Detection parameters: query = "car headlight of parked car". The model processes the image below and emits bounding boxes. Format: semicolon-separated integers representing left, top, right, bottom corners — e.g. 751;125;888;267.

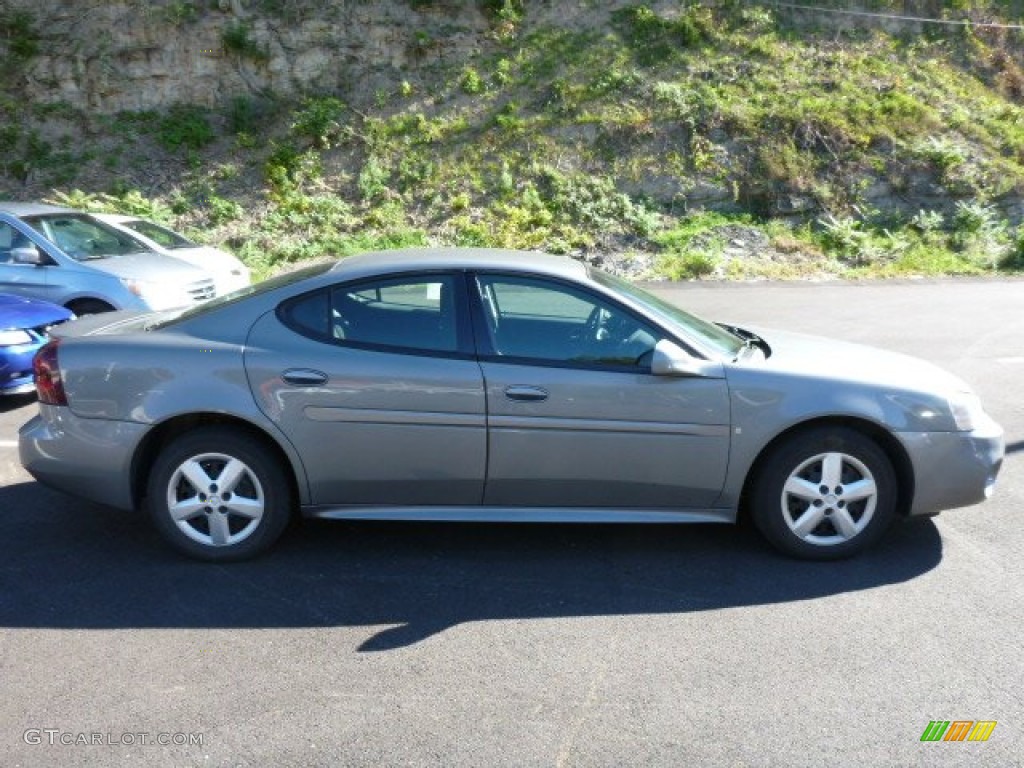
0;329;34;346
120;277;185;310
948;391;987;432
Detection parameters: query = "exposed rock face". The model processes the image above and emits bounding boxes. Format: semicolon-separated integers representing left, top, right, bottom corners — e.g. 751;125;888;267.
8;0;678;114
9;0;500;113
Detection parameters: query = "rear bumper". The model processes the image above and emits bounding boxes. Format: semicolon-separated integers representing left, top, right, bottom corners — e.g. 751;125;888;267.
19;406;148;511
897;415;1004;516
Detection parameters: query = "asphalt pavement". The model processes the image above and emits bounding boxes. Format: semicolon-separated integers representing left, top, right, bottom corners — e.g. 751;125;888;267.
0;277;1020;767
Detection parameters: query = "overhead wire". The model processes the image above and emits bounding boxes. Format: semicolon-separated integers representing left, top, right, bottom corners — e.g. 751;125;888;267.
762;1;1024;30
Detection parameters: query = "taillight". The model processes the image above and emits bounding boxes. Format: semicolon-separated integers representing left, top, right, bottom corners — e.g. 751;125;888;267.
34;339;67;406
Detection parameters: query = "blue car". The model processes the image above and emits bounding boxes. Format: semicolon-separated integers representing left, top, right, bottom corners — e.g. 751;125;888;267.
0;293;74;395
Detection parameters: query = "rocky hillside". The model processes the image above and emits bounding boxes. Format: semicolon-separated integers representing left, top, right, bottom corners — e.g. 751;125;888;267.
2;0;1024;279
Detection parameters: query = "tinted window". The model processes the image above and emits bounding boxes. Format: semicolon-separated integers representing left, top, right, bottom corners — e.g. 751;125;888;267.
477;276;659;368
282;274;459;354
280;289;330;337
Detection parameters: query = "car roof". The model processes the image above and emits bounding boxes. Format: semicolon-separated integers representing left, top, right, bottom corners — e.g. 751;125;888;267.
328;248;590;281
0;201;77;216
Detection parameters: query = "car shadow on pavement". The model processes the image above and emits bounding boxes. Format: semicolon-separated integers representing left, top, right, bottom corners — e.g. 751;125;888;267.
0;482;943;651
0;393;35;414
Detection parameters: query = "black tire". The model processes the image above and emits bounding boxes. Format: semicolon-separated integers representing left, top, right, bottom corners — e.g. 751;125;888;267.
146;427;292;562
749;427;897;560
66;299;114;316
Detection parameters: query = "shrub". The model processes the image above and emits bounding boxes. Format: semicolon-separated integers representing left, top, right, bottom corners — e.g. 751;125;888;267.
659;250;718;279
611;5;710;66
290;96;347;149
358;156;391;201
157;105;215;151
460;66;485;95
221;22;268;62
1;11;40;59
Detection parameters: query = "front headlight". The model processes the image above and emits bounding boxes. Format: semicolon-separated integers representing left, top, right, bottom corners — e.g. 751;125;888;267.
948;391;986;432
120;278;186;310
120;277;146;298
0;329;33;346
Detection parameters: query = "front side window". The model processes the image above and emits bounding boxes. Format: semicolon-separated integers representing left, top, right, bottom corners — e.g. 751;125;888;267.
24;214;146;261
0;221;32;263
281;274;459;354
590;269;744;359
476;275;659;368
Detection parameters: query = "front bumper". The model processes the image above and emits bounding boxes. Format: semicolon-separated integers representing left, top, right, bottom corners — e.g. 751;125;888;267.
897;414;1004;516
19;406;149;511
0;343;44;394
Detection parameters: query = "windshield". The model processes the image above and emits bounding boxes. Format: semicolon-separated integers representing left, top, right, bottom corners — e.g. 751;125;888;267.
24;214;150;261
590;269;744;359
121;219;196;249
145;261;336;330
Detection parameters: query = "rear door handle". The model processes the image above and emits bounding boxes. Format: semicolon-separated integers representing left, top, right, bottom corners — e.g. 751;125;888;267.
282;368;328;386
504;385;549;402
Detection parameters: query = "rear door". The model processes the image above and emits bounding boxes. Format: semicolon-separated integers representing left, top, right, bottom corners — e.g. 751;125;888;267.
473;273;730;509
244;271;487;505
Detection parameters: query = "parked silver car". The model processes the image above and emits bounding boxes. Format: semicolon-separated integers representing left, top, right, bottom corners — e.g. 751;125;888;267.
0;202;218;314
19;248;1003;561
93;213;251;295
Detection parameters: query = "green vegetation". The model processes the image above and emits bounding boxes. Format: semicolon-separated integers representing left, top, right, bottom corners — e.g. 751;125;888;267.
0;9;40;59
5;2;1024;281
157;105;216;152
221;22;268;62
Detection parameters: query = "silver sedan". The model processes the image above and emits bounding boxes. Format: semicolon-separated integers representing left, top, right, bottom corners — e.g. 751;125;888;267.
19;248;1004;561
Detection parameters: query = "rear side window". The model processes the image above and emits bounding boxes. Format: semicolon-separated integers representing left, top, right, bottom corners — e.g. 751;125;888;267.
280;274;459;354
279;289;330;337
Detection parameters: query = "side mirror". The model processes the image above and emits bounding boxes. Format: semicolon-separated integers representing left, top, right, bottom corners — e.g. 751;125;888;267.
12;245;47;266
651;339;711;377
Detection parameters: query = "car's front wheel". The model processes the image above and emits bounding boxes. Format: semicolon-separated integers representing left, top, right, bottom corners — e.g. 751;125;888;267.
749;427;897;560
66;298;114;316
147;428;292;561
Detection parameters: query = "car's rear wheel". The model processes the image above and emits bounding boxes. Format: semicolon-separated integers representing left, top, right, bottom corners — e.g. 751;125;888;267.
147;428;291;561
750;427;897;560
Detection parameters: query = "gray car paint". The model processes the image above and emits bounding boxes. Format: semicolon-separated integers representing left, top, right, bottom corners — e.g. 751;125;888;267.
244;309;488;505
479;361;730;508
19;248;1004;527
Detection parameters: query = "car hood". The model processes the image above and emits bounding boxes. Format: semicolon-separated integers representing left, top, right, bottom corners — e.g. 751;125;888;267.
743;327;971;395
167;246;245;273
0;292;73;330
84;252;208;283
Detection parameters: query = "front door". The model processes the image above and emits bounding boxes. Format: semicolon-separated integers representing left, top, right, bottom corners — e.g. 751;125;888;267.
473;274;730;509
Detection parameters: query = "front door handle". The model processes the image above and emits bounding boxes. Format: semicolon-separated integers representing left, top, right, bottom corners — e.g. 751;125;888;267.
504;385;549;402
281;368;328;386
